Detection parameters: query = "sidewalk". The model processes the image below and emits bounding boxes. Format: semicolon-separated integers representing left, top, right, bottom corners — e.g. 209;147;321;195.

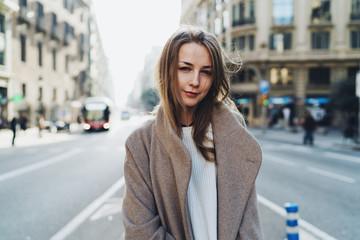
249;126;360;151
0;124;82;149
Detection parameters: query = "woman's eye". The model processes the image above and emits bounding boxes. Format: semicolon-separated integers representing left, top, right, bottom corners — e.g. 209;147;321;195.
179;67;191;71
201;70;211;76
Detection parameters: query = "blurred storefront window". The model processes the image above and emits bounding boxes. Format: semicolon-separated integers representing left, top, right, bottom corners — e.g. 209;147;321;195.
270;67;293;86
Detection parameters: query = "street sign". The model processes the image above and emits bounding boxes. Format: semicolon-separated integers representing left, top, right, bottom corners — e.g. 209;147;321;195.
356;71;360;98
259;80;269;94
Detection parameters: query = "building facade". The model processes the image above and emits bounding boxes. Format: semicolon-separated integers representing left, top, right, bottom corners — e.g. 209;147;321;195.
0;0;110;128
181;0;360;127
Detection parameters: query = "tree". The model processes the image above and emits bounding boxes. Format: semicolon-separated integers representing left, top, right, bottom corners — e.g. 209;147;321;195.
141;88;159;111
329;77;359;114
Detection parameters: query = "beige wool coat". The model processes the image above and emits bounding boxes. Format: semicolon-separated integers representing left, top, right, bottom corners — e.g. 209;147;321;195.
122;102;264;240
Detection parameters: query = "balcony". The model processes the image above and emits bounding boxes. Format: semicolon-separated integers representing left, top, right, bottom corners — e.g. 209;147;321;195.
50;26;63;41
18;7;35;25
35;17;47;33
232;17;255;27
64;33;74;46
349;12;360;27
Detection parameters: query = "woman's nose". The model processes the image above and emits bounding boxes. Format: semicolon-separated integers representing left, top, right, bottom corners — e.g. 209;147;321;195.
189;71;200;86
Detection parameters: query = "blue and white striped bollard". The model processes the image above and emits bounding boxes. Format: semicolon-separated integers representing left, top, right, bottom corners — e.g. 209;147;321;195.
284;202;299;240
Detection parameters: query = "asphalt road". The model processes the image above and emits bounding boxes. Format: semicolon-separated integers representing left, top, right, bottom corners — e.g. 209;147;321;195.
0;117;359;240
255;130;360;240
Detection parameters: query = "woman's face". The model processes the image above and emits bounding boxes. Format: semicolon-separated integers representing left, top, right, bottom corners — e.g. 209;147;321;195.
176;42;213;117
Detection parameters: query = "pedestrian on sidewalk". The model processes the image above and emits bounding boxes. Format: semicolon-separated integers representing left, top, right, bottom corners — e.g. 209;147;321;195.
10;116;17;146
37;114;45;138
301;110;317;146
122;26;264;240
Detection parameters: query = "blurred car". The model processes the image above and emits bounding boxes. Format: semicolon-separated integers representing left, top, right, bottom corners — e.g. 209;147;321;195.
121;110;130;120
53;121;70;132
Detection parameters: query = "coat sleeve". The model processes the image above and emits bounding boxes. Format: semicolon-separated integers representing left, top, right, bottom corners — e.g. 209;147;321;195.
122;145;175;240
238;185;264;239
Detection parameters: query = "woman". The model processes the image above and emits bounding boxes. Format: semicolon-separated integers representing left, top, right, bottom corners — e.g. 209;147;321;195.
122;26;263;239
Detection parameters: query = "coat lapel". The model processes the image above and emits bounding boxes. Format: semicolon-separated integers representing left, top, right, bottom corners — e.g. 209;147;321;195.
212;103;262;240
154;107;194;239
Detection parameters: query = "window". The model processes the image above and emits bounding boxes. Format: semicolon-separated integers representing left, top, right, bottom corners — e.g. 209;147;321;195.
39;87;43;101
65;55;69;73
351;0;360;20
249;35;255;51
0;14;5;65
232;68;257;83
22;84;26;97
270;67;293;85
20;0;27;7
311;31;330;49
64;22;75;45
38;42;42;66
53;89;56;101
52;48;57;70
63;0;74;13
232;1;255;26
273;0;293;25
239;36;246;50
215;18;221;36
270;33;292;51
222;10;229;33
249;0;255;20
309;67;330;85
232;35;255;51
231;37;237;51
20;35;26;62
311;0;331;23
348;67;358;81
351;30;360;49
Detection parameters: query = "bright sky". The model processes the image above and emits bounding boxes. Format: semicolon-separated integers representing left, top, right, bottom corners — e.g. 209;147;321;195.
93;0;181;108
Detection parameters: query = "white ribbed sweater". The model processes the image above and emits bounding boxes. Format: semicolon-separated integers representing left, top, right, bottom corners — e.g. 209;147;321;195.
182;126;217;240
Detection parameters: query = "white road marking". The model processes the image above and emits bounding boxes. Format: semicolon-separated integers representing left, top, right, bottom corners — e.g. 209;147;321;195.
257;194;337;240
324;152;360;164
50;177;125;240
0;148;82;183
264;154;297;166
306;167;356;184
89;197;123;221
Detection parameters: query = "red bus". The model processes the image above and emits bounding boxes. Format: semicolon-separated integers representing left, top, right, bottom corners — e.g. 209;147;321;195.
81;97;112;131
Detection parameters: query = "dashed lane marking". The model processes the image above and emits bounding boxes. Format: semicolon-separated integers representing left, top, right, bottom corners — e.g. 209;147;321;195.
0;148;82;183
306;167;356;184
324;152;360;164
264;154;297;166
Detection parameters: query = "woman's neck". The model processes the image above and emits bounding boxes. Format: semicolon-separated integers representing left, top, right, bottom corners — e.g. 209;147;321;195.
181;109;194;127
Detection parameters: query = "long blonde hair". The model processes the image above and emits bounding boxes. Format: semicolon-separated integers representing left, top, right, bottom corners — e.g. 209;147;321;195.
155;25;241;161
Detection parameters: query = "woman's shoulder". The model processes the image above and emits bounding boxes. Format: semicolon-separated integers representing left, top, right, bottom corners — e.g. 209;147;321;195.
126;117;155;147
215;102;246;128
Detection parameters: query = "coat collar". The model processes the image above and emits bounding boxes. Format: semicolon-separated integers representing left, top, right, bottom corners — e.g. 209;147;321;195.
154;103;262;240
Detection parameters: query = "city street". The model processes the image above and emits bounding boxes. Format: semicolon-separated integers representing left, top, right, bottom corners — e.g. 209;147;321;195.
0;116;359;240
253;128;360;240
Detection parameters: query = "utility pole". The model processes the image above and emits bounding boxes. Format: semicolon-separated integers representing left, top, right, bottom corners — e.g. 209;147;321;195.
356;63;360;143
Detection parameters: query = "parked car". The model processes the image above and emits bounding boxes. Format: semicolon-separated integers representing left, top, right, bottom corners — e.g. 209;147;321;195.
121;110;130;120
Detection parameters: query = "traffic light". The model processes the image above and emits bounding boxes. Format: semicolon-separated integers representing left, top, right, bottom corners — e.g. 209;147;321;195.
260;94;269;106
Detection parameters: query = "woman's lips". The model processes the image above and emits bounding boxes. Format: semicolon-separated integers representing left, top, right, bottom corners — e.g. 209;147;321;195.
184;91;199;97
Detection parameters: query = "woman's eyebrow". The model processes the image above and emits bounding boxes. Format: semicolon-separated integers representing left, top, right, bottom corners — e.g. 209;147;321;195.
179;61;212;68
